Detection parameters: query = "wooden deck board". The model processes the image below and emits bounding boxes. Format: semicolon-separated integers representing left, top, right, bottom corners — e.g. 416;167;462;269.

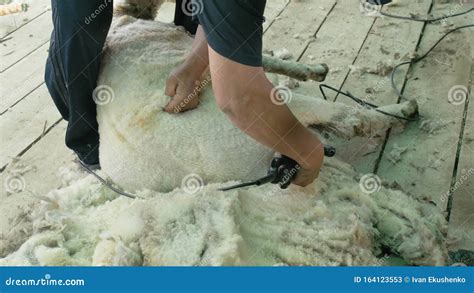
0;0;50;38
0;42;48;114
324;0;432;174
298;0;375;101
0;85;61;169
263;0;290;32
0;121;75;256
263;0;336;56
447;54;474;252
0;121;73;197
0;10;51;72
448;99;474;251
377;2;474;209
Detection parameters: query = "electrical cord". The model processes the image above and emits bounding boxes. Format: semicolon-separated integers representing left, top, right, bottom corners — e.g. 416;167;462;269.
318;6;473;121
389;24;474;101
380;7;474;23
319;84;419;121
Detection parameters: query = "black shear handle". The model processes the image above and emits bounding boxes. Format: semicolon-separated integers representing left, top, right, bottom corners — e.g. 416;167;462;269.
323;145;336;157
270;155;300;189
271;145;336;189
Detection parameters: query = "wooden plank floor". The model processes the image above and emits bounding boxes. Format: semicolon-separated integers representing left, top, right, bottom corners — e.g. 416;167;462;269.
0;0;51;38
0;0;473;258
376;1;474;256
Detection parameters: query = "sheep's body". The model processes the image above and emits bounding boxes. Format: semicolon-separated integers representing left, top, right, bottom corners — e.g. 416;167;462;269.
115;0;167;19
0;17;448;266
97;17;418;193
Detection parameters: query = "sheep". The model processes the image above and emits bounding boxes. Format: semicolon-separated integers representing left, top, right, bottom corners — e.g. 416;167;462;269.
114;0;169;19
97;16;421;194
0;16;448;267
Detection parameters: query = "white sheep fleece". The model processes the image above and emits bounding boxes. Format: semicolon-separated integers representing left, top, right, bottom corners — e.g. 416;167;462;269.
97;17;419;193
0;17;448;266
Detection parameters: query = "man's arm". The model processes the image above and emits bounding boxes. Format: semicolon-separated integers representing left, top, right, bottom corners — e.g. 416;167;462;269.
164;25;209;113
208;46;324;186
166;0;324;186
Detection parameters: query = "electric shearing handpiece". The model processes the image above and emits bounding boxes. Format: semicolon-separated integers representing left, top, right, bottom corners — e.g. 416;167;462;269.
219;145;336;191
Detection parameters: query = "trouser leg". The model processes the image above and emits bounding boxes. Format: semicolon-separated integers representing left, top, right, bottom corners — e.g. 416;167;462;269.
45;0;113;164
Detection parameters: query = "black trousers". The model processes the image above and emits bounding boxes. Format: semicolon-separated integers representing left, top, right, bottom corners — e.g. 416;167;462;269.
45;0;197;164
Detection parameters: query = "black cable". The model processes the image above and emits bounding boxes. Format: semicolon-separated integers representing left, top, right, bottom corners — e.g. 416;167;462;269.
319;82;419;122
390;24;474;101
380;7;474;23
219;174;274;191
318;19;473;121
380;4;474;100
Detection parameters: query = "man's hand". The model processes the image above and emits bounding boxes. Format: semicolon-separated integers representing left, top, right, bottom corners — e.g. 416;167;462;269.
292;142;325;187
164;25;209;114
164;65;202;113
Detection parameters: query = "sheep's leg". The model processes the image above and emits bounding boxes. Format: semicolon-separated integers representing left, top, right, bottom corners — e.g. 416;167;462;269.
115;0;162;19
288;95;418;139
262;55;329;82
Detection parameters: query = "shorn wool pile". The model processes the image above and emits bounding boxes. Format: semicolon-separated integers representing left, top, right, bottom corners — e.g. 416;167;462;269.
0;17;447;266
